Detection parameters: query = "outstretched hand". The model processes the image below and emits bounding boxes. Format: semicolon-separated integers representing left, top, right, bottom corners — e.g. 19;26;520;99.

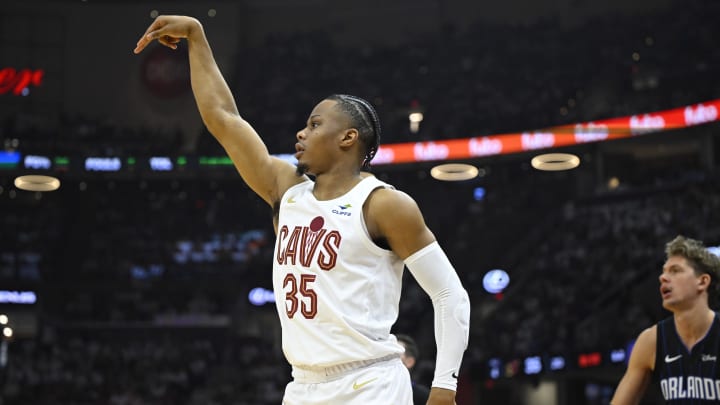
134;15;201;54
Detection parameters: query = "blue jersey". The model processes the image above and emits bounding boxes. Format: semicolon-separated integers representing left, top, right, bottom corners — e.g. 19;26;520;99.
653;313;720;403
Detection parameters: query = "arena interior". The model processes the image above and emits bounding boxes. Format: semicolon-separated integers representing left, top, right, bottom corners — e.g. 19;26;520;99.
1;0;719;404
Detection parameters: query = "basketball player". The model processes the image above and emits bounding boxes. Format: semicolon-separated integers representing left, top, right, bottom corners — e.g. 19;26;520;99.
611;235;720;404
397;334;432;404
134;16;470;405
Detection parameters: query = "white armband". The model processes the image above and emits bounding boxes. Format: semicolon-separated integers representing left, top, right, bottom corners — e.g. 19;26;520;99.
404;241;470;391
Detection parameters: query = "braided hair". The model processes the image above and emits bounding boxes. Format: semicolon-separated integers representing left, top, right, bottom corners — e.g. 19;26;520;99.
326;94;381;171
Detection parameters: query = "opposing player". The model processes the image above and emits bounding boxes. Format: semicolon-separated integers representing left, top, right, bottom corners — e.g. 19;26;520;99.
611;235;720;404
134;15;470;405
397;333;432;404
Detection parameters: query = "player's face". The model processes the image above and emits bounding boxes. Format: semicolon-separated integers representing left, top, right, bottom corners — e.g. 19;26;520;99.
295;99;349;175
659;255;708;311
398;343;414;369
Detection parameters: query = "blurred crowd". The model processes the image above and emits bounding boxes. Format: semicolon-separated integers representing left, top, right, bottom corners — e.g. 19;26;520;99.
2;1;718;157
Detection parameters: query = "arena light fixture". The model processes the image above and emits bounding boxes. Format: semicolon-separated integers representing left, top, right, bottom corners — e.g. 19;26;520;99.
14;175;61;192
530;153;580;171
430;163;479;181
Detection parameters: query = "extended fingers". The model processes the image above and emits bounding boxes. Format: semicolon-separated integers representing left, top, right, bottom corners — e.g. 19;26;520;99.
134;35;154;53
163;36;181;44
158;35;180;50
135;33;178;52
133;16;196;54
133;18;167;53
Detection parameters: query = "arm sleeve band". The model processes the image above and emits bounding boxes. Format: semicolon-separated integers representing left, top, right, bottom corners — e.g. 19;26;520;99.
404;241;470;391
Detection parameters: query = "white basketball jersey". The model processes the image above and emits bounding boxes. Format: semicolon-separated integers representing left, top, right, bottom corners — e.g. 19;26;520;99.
273;176;405;368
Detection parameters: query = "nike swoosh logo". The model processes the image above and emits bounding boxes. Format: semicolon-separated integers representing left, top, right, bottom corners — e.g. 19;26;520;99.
452;372;459;379
352;377;378;390
665;354;682;363
287;197;296;204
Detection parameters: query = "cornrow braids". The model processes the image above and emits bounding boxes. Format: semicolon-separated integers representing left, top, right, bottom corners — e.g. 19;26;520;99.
326;94;381;171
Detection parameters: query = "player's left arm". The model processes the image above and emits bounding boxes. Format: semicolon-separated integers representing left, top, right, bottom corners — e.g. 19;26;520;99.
367;188;470;403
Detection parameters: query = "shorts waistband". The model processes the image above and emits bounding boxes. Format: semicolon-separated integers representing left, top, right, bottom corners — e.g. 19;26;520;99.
291;354;400;384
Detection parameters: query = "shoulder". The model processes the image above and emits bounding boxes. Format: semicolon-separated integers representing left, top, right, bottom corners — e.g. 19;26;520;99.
365;187;425;229
635;325;657;350
363;185;435;259
275;173;312;201
273;176;312;218
366;187;419;213
631;325;657;370
637;325;657;345
270;157;310;203
363;185;419;224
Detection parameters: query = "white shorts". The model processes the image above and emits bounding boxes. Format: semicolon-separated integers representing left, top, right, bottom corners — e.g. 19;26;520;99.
283;356;413;405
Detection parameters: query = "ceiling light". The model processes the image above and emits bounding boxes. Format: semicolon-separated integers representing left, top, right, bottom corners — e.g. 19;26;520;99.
530;153;580;171
430;163;479;181
14;175;61;192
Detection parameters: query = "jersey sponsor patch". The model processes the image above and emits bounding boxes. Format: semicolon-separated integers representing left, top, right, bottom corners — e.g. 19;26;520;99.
332;203;353;217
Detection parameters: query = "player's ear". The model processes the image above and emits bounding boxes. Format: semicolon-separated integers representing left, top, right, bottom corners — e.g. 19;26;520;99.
339;128;359;147
699;273;711;290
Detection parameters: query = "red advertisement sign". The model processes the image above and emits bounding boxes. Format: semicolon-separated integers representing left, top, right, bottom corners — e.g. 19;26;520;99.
0;68;44;96
374;98;720;165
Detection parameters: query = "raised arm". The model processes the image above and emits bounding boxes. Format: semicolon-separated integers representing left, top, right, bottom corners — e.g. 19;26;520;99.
366;188;470;405
610;326;656;405
134;16;303;206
